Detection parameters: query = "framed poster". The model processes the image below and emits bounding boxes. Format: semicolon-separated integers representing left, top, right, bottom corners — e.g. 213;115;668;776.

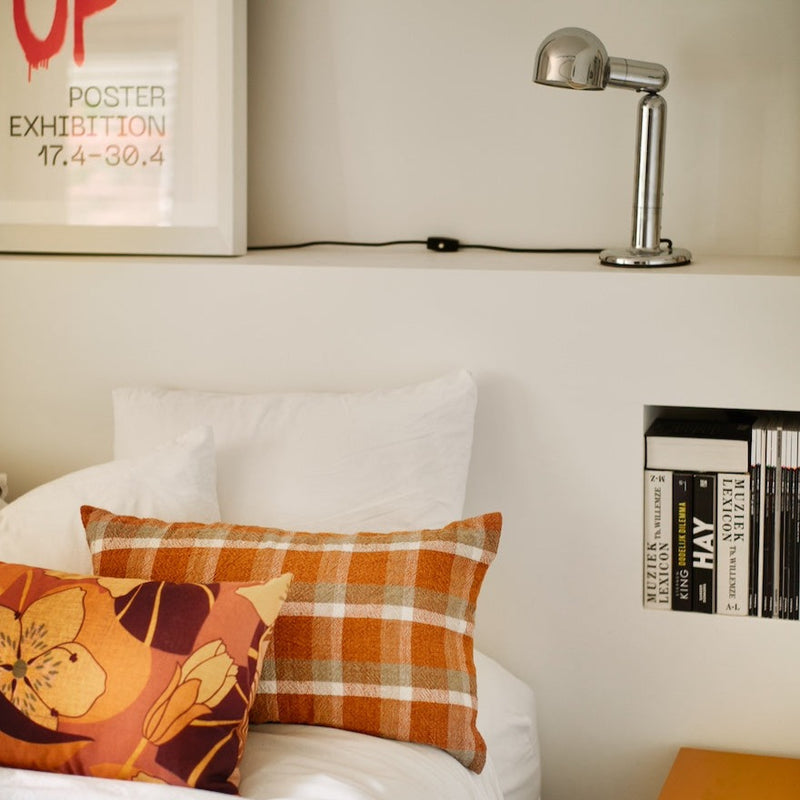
0;0;246;255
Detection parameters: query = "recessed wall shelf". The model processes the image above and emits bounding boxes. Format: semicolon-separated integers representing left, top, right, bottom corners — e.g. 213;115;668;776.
644;404;800;620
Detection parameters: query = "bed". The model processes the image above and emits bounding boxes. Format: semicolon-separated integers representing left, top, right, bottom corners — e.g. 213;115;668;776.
0;371;541;800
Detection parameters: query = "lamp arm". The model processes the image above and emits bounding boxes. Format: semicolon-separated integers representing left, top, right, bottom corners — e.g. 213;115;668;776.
607;57;669;93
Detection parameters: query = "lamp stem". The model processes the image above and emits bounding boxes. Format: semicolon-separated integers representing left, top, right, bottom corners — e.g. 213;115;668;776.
599;91;690;266
632;92;667;253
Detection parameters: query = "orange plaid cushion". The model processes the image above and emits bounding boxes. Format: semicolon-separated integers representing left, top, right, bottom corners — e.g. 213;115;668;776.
83;507;501;773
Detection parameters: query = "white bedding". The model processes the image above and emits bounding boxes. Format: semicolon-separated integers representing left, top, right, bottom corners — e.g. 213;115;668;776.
0;651;539;800
0;725;503;800
0;650;541;799
240;724;504;799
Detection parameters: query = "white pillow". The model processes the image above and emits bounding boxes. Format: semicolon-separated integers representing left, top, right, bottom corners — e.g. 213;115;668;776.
0;426;220;574
475;650;541;800
113;370;477;532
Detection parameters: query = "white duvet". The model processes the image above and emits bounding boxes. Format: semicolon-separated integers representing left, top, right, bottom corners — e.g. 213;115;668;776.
0;724;503;800
0;652;539;800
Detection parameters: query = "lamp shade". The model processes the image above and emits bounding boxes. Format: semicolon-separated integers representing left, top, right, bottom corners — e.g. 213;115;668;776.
534;27;608;90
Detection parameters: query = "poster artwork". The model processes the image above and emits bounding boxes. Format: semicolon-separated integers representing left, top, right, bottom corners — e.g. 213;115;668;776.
1;0;244;255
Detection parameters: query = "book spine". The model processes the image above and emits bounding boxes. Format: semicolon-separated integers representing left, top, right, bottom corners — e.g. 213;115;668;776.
672;472;693;611
749;426;763;616
761;426;778;618
779;428;792;618
692;473;716;613
644;470;672;609
716;473;750;616
789;428;799;619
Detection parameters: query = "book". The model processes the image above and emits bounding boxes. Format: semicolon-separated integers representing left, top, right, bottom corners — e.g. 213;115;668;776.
672;472;693;611
716;472;750;616
782;424;799;619
692;473;716;613
778;427;794;618
760;421;780;618
645;416;753;473
644;470;672;609
791;427;800;619
748;424;764;616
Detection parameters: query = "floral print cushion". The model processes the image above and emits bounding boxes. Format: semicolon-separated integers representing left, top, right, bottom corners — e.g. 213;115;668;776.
0;561;291;794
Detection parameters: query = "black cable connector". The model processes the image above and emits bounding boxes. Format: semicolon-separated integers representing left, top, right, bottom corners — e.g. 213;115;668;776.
426;236;460;252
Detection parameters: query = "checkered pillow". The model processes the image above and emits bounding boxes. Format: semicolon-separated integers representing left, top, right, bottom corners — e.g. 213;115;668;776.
83;507;501;773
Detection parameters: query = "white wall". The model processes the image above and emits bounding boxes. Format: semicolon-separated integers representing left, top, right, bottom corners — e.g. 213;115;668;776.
247;0;800;257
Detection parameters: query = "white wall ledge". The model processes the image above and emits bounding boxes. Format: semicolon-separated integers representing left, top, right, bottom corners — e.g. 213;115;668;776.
2;247;800;277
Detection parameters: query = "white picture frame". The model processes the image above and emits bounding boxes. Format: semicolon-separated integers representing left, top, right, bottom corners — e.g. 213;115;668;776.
0;0;246;256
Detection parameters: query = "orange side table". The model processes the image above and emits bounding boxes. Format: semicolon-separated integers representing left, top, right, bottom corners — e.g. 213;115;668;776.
659;747;800;799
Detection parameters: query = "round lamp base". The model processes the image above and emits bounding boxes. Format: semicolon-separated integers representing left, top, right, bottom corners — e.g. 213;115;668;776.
599;246;692;268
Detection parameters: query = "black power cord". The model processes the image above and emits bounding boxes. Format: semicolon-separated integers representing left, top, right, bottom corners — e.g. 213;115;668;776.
251;239;426;250
250;237;602;254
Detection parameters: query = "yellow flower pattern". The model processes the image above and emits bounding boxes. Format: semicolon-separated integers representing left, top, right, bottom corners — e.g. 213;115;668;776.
143;639;237;746
0;564;291;792
0;587;106;729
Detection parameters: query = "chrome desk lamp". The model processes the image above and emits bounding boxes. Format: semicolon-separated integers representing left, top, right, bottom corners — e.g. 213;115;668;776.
534;27;691;267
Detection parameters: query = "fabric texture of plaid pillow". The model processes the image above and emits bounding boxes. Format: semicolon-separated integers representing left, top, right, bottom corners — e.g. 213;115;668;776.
83;507;501;773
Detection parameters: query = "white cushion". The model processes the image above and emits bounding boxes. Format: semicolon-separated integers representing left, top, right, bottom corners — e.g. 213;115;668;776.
113;370;477;532
0;426;220;574
475;650;541;800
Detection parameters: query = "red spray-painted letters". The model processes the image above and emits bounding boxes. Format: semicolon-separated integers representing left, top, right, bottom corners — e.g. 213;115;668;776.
13;0;117;76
